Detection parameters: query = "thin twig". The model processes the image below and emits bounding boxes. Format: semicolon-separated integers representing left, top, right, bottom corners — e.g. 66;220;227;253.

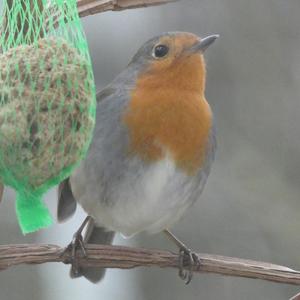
77;0;178;17
0;244;300;285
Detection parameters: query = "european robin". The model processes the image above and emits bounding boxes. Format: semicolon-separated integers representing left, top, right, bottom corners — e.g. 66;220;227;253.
58;32;218;283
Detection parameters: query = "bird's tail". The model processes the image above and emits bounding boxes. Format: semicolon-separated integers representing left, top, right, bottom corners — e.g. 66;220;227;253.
70;221;115;283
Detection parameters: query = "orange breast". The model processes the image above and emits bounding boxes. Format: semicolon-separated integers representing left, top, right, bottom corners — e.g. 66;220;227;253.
123;54;212;175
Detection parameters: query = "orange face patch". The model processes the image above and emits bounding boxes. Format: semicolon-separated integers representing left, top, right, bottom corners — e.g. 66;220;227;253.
123;34;212;175
149;33;203;74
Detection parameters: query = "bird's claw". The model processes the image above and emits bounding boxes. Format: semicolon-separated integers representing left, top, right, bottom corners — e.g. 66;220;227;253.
178;248;201;284
62;216;92;277
71;230;87;257
64;230;87;276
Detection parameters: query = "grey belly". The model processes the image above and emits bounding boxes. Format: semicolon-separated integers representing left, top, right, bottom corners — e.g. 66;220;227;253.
70;153;209;236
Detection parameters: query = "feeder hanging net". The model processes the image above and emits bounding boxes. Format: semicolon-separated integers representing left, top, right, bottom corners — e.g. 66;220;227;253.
0;0;96;234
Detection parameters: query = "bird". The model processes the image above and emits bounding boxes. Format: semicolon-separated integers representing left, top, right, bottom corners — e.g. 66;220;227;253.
58;31;218;284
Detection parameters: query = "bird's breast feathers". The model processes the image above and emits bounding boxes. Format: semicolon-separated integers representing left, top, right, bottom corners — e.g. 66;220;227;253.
123;88;212;175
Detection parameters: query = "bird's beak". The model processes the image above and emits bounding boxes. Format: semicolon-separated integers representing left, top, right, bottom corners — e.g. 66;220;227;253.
189;34;219;53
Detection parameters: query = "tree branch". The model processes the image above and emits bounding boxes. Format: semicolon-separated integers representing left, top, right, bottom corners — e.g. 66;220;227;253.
0;243;300;285
77;0;178;17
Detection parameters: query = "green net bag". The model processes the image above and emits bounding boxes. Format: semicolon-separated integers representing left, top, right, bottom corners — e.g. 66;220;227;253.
0;0;96;234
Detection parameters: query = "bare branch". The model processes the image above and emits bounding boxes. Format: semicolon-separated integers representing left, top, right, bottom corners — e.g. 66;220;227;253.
77;0;178;17
0;243;300;285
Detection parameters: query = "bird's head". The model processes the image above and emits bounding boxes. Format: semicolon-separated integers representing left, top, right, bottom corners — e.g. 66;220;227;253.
130;32;218;94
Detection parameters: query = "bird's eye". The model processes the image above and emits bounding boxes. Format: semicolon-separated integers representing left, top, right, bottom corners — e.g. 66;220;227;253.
153;44;169;58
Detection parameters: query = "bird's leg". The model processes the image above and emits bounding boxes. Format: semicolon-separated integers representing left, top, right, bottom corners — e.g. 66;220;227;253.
64;216;93;276
163;229;200;284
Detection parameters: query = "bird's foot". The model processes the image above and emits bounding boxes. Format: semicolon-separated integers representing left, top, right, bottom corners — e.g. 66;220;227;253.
63;216;92;277
178;246;200;284
163;229;201;284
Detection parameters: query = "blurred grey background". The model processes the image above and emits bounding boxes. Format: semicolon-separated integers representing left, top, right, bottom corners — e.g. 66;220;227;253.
1;0;300;299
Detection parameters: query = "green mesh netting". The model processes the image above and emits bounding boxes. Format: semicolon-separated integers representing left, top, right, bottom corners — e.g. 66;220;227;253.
0;0;96;234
